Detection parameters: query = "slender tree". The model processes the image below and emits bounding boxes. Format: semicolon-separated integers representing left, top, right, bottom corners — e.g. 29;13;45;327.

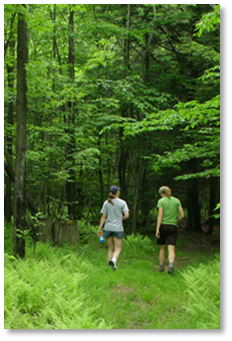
65;7;77;220
13;6;28;258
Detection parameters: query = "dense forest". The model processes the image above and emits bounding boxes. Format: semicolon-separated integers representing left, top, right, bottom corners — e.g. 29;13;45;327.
4;4;220;258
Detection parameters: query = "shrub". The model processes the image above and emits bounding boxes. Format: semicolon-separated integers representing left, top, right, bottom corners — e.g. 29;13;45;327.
123;234;155;257
78;220;98;244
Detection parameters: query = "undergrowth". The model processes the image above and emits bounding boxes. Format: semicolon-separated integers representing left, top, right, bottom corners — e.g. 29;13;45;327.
4;246;112;329
4;232;220;329
181;254;220;329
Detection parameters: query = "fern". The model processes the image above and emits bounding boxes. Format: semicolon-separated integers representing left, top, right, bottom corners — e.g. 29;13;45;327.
123;234;155;257
182;255;220;329
4;243;112;329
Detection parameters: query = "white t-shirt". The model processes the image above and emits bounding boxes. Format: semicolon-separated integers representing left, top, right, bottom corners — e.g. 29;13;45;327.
100;198;129;231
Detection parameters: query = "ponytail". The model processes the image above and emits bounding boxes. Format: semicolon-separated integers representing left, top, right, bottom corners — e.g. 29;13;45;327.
108;193;115;205
159;186;171;198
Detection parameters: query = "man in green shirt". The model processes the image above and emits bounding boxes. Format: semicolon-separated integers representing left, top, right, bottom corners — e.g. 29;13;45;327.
156;186;185;274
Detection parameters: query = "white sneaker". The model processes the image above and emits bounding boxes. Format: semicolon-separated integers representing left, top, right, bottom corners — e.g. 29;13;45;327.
109;260;117;270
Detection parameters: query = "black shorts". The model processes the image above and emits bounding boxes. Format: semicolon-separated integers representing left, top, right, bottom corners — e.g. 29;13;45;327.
157;224;178;246
103;230;125;239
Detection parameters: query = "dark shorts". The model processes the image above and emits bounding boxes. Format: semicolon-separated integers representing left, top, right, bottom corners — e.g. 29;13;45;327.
157;224;178;246
103;230;125;239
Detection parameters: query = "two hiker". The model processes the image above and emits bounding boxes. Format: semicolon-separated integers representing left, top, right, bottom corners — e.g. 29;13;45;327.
98;185;184;272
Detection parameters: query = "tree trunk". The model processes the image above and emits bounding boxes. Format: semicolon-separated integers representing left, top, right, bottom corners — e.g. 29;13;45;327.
5;147;38;216
124;4;131;75
98;137;104;204
13;8;28;258
186;183;201;231
185;159;202;231
118;128;129;199
5;37;15;223
141;5;156;82
208;177;219;234
118;6;131;198
132;158;142;234
65;9;77;220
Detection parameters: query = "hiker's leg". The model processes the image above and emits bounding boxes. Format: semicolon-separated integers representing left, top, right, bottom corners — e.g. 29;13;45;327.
159;245;166;265
168;245;175;264
112;237;123;260
107;237;114;262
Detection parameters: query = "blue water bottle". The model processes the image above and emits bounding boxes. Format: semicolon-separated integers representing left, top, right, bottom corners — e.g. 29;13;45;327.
99;234;104;243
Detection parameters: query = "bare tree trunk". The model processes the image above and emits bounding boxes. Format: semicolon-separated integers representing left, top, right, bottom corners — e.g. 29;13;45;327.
186;160;202;231
5;37;15;223
124;4;131;75
65;8;77;220
13;7;28;258
132;158;142;234
118;6;132;197
208;177;219;234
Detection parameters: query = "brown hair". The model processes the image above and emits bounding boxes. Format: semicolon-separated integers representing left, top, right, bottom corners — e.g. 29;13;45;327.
108;193;116;205
159;186;171;198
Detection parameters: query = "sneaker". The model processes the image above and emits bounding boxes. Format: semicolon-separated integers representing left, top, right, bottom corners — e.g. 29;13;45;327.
168;267;174;274
159;266;164;272
109;260;118;270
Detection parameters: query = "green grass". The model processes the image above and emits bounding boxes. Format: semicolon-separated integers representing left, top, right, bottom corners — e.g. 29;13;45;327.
4;233;220;329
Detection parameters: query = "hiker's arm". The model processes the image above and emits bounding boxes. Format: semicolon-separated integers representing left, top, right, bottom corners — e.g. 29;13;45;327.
98;214;107;236
156;207;163;238
123;211;129;220
177;206;185;222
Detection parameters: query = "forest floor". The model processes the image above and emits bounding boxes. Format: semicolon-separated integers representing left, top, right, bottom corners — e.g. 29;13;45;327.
4;229;220;329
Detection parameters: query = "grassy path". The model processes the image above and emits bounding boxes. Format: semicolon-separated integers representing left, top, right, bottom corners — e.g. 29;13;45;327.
91;255;191;329
74;233;219;329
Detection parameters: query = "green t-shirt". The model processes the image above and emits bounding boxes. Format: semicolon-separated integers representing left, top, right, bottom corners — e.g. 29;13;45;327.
157;196;181;226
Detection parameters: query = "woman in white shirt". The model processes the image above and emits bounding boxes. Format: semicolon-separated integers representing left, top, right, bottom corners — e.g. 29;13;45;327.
98;186;129;270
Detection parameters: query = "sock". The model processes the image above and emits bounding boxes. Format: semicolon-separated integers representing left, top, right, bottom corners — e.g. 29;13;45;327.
169;262;174;269
112;257;117;263
159;264;164;271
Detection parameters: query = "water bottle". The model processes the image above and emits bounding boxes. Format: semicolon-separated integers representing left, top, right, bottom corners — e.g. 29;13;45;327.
99;234;104;243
